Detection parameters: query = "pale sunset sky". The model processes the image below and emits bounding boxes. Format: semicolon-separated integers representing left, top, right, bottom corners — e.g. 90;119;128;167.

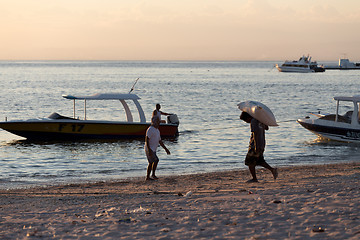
1;0;360;61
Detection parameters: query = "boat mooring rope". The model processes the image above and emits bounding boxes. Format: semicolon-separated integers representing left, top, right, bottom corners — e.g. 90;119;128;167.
179;119;298;134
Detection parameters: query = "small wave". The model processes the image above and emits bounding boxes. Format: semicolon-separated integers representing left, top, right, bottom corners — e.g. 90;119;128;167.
179;130;198;134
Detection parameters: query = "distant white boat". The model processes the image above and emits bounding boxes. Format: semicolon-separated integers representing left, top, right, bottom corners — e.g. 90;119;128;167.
324;58;360;70
276;55;325;73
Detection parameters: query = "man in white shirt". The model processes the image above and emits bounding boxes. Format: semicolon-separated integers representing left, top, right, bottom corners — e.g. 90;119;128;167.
145;116;171;181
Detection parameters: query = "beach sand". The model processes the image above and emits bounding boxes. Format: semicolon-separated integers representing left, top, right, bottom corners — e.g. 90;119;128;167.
1;162;359;239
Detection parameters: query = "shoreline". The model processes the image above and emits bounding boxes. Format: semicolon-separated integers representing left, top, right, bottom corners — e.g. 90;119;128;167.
1;162;359;239
1;160;357;191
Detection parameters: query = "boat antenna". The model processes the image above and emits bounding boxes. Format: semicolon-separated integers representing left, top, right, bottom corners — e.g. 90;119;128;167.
129;78;140;94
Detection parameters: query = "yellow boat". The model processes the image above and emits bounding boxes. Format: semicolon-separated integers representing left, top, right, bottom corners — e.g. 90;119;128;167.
0;93;179;141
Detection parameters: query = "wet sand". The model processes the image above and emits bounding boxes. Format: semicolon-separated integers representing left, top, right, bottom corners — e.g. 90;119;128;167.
1;162;359;239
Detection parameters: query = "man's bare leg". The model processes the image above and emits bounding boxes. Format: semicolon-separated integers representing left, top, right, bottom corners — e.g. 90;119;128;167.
151;161;159;179
146;163;154;180
247;165;258;182
260;162;278;179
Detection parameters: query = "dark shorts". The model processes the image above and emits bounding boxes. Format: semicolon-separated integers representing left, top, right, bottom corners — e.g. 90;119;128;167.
146;150;159;164
245;149;265;166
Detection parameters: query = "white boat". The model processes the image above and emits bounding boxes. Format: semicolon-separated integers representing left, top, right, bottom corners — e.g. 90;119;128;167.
324;58;360;70
276;55;325;73
0;93;180;141
297;96;360;143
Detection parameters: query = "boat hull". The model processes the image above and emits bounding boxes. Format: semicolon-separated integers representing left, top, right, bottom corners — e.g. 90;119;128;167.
276;65;315;73
324;66;360;70
297;119;360;143
0;120;179;141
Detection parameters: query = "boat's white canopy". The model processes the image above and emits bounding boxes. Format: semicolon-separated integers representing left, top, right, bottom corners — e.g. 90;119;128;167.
62;93;140;100
333;95;360;126
62;93;145;123
334;95;360;102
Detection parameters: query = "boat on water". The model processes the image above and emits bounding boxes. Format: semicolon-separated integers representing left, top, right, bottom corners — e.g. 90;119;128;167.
0;93;180;141
297;95;360;143
324;58;360;70
276;55;325;73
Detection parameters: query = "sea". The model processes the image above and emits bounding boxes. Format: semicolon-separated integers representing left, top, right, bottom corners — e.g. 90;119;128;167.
0;60;359;189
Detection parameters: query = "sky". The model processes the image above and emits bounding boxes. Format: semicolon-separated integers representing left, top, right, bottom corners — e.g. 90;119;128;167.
1;0;360;61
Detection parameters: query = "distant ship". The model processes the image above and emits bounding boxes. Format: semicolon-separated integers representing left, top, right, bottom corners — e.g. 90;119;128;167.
276;55;325;73
324;58;360;70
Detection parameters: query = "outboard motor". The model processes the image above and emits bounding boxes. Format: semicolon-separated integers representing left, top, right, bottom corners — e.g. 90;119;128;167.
167;114;179;125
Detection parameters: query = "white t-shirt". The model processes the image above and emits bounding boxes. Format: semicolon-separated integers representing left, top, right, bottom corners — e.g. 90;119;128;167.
145;126;161;152
154;110;161;120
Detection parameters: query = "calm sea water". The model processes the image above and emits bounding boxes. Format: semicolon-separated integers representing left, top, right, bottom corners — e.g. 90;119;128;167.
0;61;359;189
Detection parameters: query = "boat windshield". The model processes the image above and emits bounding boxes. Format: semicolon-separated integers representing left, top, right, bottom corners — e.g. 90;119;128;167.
338;101;354;117
319;100;360;124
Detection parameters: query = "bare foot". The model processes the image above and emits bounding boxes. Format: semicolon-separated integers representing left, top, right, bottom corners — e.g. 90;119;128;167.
151;175;159;180
272;168;278;180
246;179;258;183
